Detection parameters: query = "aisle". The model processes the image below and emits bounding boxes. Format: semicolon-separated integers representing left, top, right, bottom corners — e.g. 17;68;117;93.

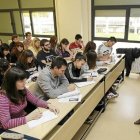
86;73;140;140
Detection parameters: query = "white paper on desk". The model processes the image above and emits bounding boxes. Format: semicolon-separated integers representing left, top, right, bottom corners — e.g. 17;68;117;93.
27;110;58;128
82;71;98;77
75;81;95;87
58;95;82;102
57;88;80;99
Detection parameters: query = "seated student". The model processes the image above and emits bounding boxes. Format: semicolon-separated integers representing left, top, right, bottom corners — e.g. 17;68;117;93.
65;52;93;83
37;39;57;69
56;38;73;60
83;41;96;55
9;35;20;52
86;51;97;70
37;57;75;99
0;58;10;87
0;43;11;62
16;50;38;78
97;36;117;61
23;32;32;50
11;42;24;63
0;67;58;129
28;37;41;57
69;34;84;54
0;39;3;53
50;35;58;52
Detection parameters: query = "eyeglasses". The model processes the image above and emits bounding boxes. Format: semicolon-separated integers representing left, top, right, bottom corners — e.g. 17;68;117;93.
44;43;50;46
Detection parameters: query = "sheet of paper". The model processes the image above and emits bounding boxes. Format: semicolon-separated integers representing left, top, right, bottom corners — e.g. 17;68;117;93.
27;110;58;128
57;88;80;99
75;81;95;87
58;95;82;103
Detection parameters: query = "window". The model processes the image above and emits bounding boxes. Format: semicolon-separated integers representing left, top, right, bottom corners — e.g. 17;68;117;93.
22;12;32;33
0;12;13;33
22;11;55;36
32;12;55;35
95;10;126;39
128;9;140;41
92;0;140;42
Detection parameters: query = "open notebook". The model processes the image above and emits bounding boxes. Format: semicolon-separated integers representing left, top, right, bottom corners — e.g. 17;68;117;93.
57;88;80;99
57;88;81;102
27;110;58;128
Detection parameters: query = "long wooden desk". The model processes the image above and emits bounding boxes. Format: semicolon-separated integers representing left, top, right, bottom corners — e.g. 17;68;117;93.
11;75;104;140
6;54;125;140
104;55;125;93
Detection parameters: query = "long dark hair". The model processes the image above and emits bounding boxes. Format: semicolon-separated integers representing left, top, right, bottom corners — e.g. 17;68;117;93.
86;51;97;69
58;38;69;51
18;50;35;69
2;67;27;104
83;41;96;55
11;42;24;58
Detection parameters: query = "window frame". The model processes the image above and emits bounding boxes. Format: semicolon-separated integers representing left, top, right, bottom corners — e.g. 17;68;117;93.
0;0;57;39
91;0;140;43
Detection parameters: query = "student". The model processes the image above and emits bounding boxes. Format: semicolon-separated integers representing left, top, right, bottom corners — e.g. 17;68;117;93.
69;34;84;53
37;57;75;99
0;39;2;46
86;51;97;70
23;32;32;50
0;39;3;53
97;36;117;61
65;52;93;83
28;37;41;57
50;35;58;52
11;42;24;63
0;67;58;129
16;50;38;78
0;58;10;87
83;41;96;55
9;35;20;52
56;38;73;59
0;43;11;62
37;39;57;69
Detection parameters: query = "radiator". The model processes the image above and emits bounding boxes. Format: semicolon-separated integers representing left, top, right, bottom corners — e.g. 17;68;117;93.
131;57;140;73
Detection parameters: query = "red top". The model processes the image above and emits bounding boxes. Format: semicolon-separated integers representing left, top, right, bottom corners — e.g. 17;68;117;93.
0;88;47;129
69;42;82;50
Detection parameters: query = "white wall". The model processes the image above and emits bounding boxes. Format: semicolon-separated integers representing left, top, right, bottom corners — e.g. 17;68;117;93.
55;0;91;43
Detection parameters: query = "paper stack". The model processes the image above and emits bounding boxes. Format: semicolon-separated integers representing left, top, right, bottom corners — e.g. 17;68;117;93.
57;88;81;102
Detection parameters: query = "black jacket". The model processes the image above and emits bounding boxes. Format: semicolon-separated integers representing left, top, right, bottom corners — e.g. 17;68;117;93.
65;62;87;83
116;48;140;76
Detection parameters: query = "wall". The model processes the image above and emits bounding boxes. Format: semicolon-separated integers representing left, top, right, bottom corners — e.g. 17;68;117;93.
55;0;91;43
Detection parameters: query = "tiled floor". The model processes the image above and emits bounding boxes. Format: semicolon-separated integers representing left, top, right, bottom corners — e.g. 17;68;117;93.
86;73;140;140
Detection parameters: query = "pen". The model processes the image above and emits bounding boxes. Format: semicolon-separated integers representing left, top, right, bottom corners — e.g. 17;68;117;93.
38;107;41;113
69;98;79;101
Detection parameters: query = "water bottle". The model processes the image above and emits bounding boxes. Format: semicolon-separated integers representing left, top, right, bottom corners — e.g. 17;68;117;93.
111;53;115;62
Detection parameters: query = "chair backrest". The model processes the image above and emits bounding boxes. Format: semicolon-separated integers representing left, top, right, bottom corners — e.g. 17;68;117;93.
28;82;47;100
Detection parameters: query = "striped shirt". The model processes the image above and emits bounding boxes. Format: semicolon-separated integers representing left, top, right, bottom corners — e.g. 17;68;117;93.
0;88;47;129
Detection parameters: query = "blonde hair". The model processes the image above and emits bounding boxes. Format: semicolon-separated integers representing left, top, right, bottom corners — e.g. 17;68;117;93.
31;37;40;48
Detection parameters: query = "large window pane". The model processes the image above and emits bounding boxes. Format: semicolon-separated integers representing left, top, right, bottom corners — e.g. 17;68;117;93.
94;10;126;39
13;11;22;34
128;9;140;41
22;12;32;34
0;12;13;33
94;0;140;6
32;12;55;35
